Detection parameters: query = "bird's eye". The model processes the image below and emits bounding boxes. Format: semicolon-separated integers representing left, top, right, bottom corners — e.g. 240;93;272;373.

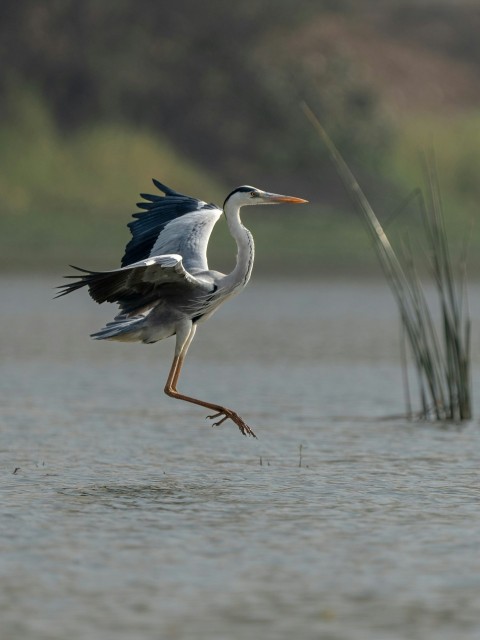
250;191;258;198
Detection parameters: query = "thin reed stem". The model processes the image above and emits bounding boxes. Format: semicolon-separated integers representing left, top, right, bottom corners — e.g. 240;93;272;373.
303;104;472;422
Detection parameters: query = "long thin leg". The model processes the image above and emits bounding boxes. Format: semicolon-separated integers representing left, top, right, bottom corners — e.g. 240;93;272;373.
167;323;197;392
164;322;256;438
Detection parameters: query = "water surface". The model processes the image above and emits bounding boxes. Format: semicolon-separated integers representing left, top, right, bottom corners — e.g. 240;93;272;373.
1;276;480;639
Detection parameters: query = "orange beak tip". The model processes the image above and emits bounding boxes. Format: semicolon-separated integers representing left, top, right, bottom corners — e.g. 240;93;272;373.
276;196;308;204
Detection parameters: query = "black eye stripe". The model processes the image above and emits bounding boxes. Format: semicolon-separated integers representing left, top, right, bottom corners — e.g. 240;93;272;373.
223;186;259;208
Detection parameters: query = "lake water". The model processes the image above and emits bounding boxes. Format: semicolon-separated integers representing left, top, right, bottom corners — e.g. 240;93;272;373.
1;276;480;640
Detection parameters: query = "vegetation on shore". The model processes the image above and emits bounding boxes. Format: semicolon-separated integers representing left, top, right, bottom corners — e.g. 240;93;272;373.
305;104;472;420
2;2;480;274
2;91;479;275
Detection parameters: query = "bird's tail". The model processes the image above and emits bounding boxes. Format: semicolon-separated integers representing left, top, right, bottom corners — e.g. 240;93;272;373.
91;314;146;342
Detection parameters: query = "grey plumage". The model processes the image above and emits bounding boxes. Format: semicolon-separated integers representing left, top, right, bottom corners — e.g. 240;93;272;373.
57;180;307;437
122;179;220;268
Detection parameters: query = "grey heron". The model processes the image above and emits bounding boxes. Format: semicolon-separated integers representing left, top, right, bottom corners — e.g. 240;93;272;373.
57;180;307;437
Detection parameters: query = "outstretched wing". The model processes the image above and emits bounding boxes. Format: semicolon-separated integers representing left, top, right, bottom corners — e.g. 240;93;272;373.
55;254;212;314
122;179;222;272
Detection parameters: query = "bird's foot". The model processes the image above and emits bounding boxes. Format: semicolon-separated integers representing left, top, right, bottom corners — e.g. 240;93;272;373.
206;409;257;438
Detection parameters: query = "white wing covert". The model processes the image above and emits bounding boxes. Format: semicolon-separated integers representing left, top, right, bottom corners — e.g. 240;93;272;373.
122;179;222;272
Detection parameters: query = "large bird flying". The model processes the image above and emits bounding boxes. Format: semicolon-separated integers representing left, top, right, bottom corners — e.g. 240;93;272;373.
57;180;307;437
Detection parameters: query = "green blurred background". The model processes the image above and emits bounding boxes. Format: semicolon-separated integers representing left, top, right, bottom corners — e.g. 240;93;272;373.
1;0;480;274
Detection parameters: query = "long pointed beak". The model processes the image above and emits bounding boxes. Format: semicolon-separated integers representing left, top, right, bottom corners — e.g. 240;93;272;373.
263;192;308;204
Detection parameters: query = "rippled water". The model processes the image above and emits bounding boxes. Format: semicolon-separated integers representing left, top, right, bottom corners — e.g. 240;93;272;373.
1;276;480;639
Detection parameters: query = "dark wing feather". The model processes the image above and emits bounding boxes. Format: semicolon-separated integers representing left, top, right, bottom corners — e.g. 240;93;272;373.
55;254;210;313
121;179;221;269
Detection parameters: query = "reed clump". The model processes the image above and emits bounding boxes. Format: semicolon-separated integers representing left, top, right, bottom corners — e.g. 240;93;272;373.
304;104;472;422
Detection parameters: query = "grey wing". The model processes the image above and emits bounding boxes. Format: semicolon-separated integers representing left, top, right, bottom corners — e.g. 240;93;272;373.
148;207;222;273
56;254;213;313
123;180;223;273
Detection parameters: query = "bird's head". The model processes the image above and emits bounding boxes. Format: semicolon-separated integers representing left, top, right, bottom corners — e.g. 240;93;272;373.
224;186;308;209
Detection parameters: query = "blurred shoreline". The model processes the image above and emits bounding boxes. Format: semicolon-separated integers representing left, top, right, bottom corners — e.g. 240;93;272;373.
2;3;480;276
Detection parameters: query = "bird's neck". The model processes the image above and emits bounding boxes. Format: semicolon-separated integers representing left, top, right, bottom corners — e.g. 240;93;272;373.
221;203;255;294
